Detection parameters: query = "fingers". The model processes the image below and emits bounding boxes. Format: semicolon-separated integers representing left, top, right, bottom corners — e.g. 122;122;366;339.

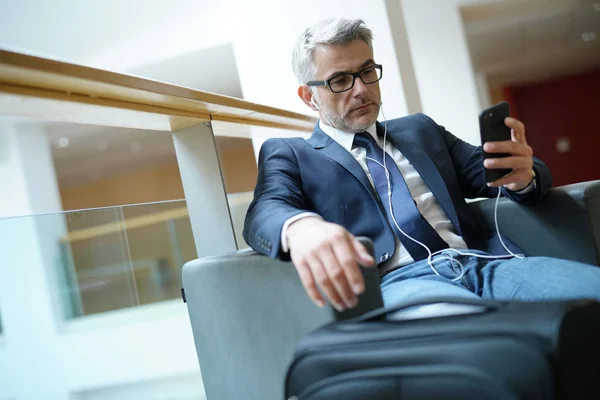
295;233;371;311
321;244;357;309
484;155;533;188
352;239;376;267
505;117;526;143
484;156;532;170
332;239;365;297
484;118;534;190
307;254;346;311
288;221;376;312
295;262;326;308
484;118;530;156
483;140;532;157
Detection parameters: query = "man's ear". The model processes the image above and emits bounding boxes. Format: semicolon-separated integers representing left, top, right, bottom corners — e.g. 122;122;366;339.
298;85;318;111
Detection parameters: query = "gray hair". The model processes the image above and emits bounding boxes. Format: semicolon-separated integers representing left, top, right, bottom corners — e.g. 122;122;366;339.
292;18;374;84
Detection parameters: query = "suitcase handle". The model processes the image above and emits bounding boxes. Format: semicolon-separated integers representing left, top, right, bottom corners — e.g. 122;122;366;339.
356;296;501;322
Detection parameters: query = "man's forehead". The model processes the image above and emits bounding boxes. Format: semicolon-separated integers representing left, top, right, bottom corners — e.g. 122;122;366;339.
313;41;374;74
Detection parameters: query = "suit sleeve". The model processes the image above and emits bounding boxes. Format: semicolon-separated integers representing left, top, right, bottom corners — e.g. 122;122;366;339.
243;138;314;260
418;114;553;204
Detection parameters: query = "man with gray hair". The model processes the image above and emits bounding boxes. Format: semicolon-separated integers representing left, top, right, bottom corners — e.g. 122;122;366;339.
243;18;600;312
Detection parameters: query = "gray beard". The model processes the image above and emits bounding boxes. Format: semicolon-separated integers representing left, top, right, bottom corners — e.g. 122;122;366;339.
319;103;379;133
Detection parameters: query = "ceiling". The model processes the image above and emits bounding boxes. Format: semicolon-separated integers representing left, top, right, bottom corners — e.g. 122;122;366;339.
461;0;600;87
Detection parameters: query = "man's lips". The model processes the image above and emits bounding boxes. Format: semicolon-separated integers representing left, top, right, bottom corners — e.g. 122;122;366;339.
352;103;374;112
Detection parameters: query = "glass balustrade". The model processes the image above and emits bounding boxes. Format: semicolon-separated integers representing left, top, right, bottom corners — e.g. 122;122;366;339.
0;194;251;320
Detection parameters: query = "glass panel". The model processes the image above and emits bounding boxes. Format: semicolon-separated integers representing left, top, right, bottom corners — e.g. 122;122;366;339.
61;206;137;318
0;208;136;321
119;201;197;305
0;199;206;322
173;216;199;267
60;200;199;316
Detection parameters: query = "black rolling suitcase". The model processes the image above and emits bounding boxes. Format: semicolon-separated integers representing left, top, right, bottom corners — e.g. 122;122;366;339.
285;297;600;400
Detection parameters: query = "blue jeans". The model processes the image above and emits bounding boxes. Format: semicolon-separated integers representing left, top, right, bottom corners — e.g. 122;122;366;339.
380;250;600;306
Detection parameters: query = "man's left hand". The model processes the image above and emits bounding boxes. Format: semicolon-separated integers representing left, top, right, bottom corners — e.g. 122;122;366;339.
483;117;534;192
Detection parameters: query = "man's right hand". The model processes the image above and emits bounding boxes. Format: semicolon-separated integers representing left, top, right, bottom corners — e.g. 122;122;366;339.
286;217;376;311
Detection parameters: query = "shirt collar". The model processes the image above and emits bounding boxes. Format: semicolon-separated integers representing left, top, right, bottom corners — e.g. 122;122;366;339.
318;120;378;152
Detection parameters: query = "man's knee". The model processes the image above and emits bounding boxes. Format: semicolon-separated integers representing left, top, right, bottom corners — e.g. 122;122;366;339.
381;278;478;307
494;257;600;301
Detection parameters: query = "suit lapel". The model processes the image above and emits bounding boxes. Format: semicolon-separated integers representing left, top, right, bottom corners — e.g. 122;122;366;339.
308;125;381;207
379;123;462;235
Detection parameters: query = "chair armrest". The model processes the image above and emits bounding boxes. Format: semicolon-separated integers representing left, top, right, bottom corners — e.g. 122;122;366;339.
182;251;331;400
468;180;600;265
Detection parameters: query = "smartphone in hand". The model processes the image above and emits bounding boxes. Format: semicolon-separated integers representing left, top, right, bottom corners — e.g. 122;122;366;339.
479;102;512;183
331;237;384;322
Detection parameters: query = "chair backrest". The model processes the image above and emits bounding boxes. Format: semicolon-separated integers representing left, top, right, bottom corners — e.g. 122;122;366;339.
182;250;330;400
467;182;600;266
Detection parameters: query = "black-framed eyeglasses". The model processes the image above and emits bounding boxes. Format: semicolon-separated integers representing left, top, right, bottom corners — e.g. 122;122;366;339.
306;64;383;93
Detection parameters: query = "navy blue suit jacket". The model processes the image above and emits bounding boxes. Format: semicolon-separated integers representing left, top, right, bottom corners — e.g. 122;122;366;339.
243;113;552;264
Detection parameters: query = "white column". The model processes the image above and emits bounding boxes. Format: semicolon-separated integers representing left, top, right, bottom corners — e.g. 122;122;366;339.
475;72;492;110
172;122;237;255
0;120;63;217
0;118;69;400
384;0;423;115
403;0;483;145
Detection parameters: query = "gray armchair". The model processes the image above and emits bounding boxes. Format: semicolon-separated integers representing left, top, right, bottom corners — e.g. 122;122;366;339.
182;181;600;400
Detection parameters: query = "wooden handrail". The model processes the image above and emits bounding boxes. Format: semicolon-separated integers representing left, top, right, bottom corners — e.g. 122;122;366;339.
0;48;317;134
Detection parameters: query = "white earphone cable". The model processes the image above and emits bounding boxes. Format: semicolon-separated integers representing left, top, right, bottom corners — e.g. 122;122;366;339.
318;100;522;280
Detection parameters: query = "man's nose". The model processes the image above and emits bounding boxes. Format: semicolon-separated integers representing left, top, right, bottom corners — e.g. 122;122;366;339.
351;77;370;96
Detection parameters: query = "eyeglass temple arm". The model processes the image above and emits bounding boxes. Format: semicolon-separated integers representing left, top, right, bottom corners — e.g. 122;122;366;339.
306;80;327;87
